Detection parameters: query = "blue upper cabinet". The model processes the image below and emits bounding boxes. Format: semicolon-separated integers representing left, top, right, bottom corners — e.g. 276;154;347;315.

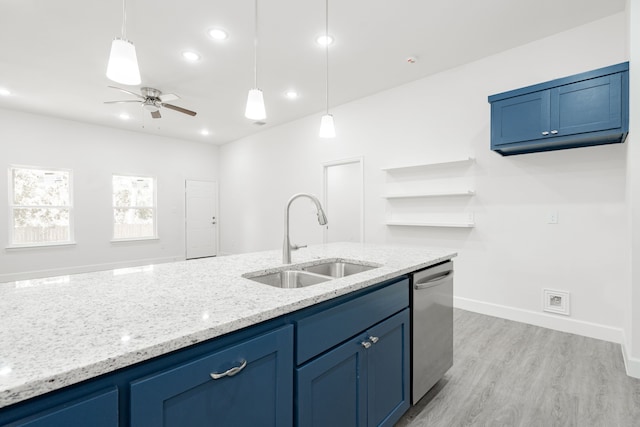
489;62;629;156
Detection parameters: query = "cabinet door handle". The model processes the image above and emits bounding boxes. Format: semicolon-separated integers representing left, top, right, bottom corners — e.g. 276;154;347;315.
541;131;550;136
361;341;372;349
368;336;379;344
210;360;247;379
550;130;558;134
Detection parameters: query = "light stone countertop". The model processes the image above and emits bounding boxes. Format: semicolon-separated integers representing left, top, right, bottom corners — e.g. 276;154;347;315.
0;242;456;408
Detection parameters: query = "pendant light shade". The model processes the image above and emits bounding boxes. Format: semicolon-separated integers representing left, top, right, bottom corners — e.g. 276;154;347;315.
319;114;335;138
319;0;335;138
245;88;266;120
245;0;267;120
106;38;141;85
107;0;141;86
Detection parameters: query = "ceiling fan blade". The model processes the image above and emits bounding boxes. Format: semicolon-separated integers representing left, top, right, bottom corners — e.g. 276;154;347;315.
151;110;161;119
159;93;180;102
108;86;145;99
104;100;142;104
162;103;197;116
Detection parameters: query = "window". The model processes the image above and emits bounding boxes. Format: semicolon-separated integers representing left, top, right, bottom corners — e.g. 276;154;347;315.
112;175;157;240
9;166;73;246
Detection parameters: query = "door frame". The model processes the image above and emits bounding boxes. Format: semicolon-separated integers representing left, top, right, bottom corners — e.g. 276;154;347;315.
184;179;219;259
322;157;365;244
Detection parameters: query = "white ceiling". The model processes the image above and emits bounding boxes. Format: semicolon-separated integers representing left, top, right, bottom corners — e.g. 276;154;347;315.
0;0;626;145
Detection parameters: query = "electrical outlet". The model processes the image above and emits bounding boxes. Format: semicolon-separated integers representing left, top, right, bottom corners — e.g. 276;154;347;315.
543;289;570;315
547;211;559;224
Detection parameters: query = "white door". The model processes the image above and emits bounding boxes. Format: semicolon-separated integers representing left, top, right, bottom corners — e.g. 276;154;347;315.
323;159;364;243
185;180;218;259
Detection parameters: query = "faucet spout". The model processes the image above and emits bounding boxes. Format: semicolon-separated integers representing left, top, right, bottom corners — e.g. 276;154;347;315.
283;193;328;264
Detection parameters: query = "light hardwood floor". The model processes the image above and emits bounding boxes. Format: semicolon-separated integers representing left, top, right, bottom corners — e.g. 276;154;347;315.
396;309;640;427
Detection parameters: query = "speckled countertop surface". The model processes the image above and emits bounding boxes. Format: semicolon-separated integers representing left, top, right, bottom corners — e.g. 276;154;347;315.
0;242;455;408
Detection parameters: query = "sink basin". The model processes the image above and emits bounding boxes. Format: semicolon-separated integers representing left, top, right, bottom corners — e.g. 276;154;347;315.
302;261;378;278
246;270;331;289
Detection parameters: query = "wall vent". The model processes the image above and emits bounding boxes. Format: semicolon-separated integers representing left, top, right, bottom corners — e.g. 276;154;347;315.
543;289;570;316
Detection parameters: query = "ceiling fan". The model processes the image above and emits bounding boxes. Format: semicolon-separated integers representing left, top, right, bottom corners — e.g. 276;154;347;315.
104;86;197;119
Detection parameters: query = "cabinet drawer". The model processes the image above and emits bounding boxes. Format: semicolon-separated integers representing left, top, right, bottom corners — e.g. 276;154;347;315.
295;278;409;365
4;388;118;427
130;326;293;427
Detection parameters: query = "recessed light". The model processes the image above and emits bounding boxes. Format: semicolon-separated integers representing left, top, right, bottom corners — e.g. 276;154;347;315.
208;28;228;40
316;35;334;46
0;88;11;96
119;113;130;120
182;51;201;61
200;129;210;136
285;90;299;99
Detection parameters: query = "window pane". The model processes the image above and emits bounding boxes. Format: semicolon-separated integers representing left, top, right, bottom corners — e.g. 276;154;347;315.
13;168;70;206
113;208;155;239
113;176;154;207
12;208;70;244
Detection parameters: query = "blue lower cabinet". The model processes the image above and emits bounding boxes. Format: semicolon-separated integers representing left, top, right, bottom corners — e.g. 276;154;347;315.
367;309;410;427
130;326;293;427
4;388;118;427
296;309;410;427
296;334;368;427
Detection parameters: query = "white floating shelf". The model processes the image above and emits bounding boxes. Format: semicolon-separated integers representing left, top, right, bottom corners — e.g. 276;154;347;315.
385;221;475;228
382;190;475;199
381;157;475;172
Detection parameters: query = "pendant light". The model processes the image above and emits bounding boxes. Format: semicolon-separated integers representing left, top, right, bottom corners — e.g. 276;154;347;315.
319;0;335;138
245;0;266;120
106;0;141;86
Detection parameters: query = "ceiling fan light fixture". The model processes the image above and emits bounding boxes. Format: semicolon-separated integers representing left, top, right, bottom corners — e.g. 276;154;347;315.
107;38;141;85
245;88;266;120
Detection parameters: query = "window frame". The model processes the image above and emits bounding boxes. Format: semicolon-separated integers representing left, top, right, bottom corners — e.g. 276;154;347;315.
111;173;158;242
7;165;75;249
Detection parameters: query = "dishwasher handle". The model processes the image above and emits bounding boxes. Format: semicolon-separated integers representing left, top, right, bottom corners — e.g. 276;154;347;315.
414;270;452;290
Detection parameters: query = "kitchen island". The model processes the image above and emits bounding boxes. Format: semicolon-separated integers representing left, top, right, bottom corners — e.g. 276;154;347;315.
0;242;455;426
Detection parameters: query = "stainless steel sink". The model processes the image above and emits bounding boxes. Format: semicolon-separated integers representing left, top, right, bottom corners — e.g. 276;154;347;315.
246;270;331;289
302;261;378;278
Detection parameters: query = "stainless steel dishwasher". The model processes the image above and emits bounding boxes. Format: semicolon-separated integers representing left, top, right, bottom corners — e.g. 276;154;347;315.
411;260;454;404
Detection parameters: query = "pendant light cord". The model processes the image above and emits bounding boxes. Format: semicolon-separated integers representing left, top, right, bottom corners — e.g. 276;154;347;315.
253;0;258;88
325;0;329;115
121;0;127;39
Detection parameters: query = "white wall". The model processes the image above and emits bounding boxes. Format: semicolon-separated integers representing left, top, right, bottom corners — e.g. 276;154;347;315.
220;13;629;343
625;0;640;377
0;109;219;281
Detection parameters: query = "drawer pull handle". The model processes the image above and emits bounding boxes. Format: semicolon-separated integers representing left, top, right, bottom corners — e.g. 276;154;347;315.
210;360;247;380
541;131;550;136
550;130;559;134
361;341;372;349
369;336;379;344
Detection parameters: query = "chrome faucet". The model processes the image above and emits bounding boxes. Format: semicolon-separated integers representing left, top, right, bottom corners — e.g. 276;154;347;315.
283;193;328;264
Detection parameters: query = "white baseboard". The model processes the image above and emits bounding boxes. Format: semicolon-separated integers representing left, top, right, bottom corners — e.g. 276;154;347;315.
622;342;640;379
0;256;185;283
454;296;624;344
